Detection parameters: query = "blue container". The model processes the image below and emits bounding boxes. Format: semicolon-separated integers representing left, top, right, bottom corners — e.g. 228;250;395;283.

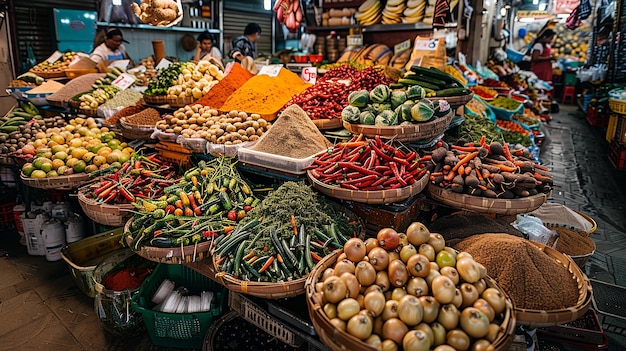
506;48;526;63
486;96;524;121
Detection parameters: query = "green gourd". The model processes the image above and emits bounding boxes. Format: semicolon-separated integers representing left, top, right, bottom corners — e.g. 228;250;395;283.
341;105;361;123
359;111;376;125
406;85;426;100
390;90;407;109
348;90;370;107
375;110;398;126
369;84;391;103
410;99;435;122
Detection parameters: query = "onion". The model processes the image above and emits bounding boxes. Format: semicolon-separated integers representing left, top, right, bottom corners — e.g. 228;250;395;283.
402;330;430;351
323;276;348;304
365;334;382;348
428;233;446;253
382;317;409;345
397;294;424;326
481;288;506;314
329;318;346;331
460;283;480;308
439;266;459;285
340;272;361;299
382;299;399;321
337;298;360;320
398;232;409;249
406;221;430;246
381;339;399;351
431;275;456;304
388;259;409;288
391;287;407;301
473;298;496;322
377;227;400;251
446;329;471;351
406;254;430;278
437;304;460;330
364;290;386;317
406;277;429;297
431;322;446;347
346;313;373;340
399;244;417;263
376;270;391;292
334;258;355;277
368;247;390;271
414;322;435;347
419;295;440;323
364;237;379;253
323;303;337;319
344;237;367;263
418;243;435;261
456;257;482;283
460;307;490;338
355;261;377;287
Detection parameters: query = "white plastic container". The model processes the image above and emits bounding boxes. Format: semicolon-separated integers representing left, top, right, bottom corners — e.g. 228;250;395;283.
41;201;54;214
23;212;48;256
51;202;72;221
42;219;66;261
64;214;85;244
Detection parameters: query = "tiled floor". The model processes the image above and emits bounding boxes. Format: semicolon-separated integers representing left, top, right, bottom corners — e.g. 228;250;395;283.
1;103;626;350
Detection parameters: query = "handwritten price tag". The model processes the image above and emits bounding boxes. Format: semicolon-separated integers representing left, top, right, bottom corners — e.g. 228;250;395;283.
155;58;172;70
258;64;282;77
46;51;63;64
112;73;137;90
301;67;317;84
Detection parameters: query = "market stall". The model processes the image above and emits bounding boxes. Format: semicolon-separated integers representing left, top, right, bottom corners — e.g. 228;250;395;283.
0;1;608;350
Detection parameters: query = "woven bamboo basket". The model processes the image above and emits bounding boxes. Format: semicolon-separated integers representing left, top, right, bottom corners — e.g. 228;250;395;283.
30;70;66;79
117;117;156;140
211;203;366;299
342;110;453;142
426;91;474;109
20;172;91;190
514;241;592;328
143;95;169;106
77;191;134;227
574;210;597;235
313;118;342;130
77;108;99;117
166;96;197;108
547;225;596;269
0;154;15;166
124;219;213;264
308;170;429;205
305;250;516;351
427;183;547;215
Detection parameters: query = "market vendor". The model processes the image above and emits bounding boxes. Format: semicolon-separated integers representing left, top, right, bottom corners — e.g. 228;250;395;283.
90;28;133;66
229;23;261;62
193;31;222;61
530;29;556;83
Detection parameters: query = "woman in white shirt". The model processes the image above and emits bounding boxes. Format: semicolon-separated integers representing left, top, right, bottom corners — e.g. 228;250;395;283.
193;31;222;61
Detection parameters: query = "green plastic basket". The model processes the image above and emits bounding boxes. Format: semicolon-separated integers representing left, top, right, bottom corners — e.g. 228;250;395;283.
131;263;226;349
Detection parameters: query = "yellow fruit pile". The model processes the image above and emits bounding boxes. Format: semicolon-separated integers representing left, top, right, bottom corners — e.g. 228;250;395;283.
21;117;132;178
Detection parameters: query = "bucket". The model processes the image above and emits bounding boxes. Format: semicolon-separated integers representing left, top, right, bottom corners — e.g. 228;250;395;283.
13;204;26;243
64;214;85;244
23;212;47;256
51;202;71;221
93;249;155;337
42;219;66;261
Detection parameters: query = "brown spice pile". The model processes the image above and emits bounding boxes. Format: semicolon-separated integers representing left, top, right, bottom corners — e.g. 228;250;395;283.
125;108;161;126
104;104;145;126
454;233;580;310
195;62;254;109
553;227;595;256
46;73;105;103
251;104;331;159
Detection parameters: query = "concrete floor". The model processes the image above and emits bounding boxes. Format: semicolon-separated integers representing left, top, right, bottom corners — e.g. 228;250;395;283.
1;103;625;350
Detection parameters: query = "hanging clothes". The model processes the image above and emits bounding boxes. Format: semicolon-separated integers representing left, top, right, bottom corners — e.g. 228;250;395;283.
433;0;451;28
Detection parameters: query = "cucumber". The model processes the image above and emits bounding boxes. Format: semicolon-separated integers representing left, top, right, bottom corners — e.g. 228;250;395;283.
410;65;465;87
403;74;447;88
434;87;471;97
218;191;232;210
398;78;440;91
389;83;405;89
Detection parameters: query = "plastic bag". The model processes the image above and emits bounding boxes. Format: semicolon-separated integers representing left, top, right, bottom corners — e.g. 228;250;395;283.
511;214;557;246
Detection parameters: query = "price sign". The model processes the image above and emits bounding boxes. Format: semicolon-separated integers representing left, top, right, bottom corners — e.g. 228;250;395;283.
258;64;282;77
108;59;130;70
46;51;63;64
347;35;363;47
413;39;439;51
112;73;137;90
155;58;172;70
394;39;412;54
301;67;317;84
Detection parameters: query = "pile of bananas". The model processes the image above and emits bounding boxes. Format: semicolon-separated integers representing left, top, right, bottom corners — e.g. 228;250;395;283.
402;0;427;24
382;0;406;24
92;67;127;89
355;0;383;26
79;86;119;110
30;51;76;75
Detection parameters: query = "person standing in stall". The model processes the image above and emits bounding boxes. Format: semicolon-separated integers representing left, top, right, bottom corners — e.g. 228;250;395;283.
229;23;262;62
90;28;133;66
193;31;222;61
530;29;557;83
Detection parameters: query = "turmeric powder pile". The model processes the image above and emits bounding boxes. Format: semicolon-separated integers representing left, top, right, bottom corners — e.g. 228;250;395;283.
454;233;580;311
220;68;310;117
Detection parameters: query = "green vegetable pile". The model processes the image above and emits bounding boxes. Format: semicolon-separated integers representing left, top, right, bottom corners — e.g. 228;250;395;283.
145;62;188;96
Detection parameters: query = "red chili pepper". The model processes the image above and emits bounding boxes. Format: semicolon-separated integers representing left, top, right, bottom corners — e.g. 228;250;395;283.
153;229;163;237
371;143;394;162
374;135;384;149
98;184;117;199
94;181;114;195
244;205;252;212
311;252;323;263
336;162;380;176
134;160;141;169
371;176;389;187
393;156;410;166
104;190;118;203
203;230;219;238
119;161;131;174
361;186;384;191
227;209;237;221
406;151;417;162
340;183;359;190
451;145;481;152
165;204;176;214
383;177;399;186
383;170;394;176
342;174;378;185
119;187;135;202
390;162;407;186
147;154;163;164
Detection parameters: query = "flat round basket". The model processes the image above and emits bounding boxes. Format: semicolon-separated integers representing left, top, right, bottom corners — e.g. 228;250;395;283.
426;91;474;109
305;250;516;351
143;95;169;105
309;170;429;205
20;172;91;190
166;96;197;108
515;241;592;328
30;70;66;79
117;118;156;140
342;110;453;142
77;108;98;117
211;203;366;299
124;220;212;264
78;191;134;227
313;118;342;130
427;183;547;215
575;210;597;234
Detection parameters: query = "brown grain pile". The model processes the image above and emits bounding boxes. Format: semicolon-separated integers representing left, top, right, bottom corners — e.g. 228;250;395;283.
46;73;105;103
125;108;161;126
250;104;331;159
104;104;145;126
454;233;580;310
553;227;595;256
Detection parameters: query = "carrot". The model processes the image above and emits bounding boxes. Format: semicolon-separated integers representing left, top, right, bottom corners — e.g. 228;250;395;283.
493;164;518;172
458;164;465;176
444;169;457;182
465;164;472;176
290;215;298;236
452;151;479;172
502;143;514;162
258;256;275;274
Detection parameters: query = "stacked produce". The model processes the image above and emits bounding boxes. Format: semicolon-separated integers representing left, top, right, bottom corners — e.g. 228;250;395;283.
166;60;224;100
0;103;45;154
92;67;127;88
396;66;470;98
355;0;383;26
156;106;270;145
9;72;44;87
212;182;361;282
342;84;451;126
145;62;188;97
124;157;258;250
306;135;427;191
495;120;530;137
80;154;177;205
285;65;392;121
422;139;552;198
132;57;157;86
21;117;130;178
195;63;254;110
311;223;512;350
454;233;580;310
132;0;181;26
381;0;406;24
46;73;106;106
29;51;77;76
552;23;590;61
273;0;303;32
322;7;355;26
103;104;145;127
100;89;143;111
75;85;119;110
469;86;497;101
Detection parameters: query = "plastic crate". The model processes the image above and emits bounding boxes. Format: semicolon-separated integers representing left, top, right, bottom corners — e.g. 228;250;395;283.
237;147;315;175
537;309;608;349
563;72;578;86
608;139;626;170
486;96;524;121
0;202;16;229
132;264;227;349
228;292;304;347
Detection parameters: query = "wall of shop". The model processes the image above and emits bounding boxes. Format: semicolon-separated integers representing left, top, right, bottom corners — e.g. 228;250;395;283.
1;3;14;116
222;1;273;58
